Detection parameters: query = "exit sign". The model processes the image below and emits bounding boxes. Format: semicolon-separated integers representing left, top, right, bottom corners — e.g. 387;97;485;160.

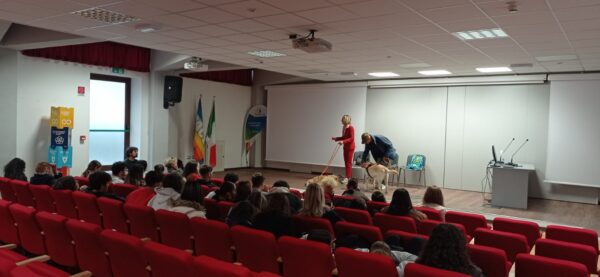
111;67;125;74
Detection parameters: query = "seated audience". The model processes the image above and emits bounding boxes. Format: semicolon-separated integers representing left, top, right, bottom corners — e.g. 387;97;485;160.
148;173;183;210
223;172;239;184
183;161;201;182
422;186;447;221
225;200;256;227
196;165;216;187
154;164;165;175
81;160;102;177
341;178;369;207
111;161;128;184
125;163;145;186
3;157;27;181
211;181;236;202
254;193;295;238
86;171;124;201
251;172;269;192
269;180;302;214
299;183;343;226
248;190;267;211
417;224;483;277
30;162;60;186
371;191;386;203
382;188;426;222
126;170;161;206
234;181;252;202
169;181;206;219
164;157;182;174
368;241;418;277
53;176;78;191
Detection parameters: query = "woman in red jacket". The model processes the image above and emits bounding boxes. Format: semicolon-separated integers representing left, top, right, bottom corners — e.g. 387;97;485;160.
332;115;355;183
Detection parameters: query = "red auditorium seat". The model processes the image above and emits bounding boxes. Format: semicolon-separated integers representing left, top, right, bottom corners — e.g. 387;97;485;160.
474;228;529;263
545;225;599;253
190;218;234;262
97;197;129;233
231;226;280;274
123;204;160;241
66;219;112;277
334;207;373;225
385;230;428;245
289;189;303;199
9;204;46;255
417;220;470;241
0;200;19;245
404;263;470;277
333;195;354;206
515;253;588;277
49;189;78;219
292;215;335;238
218;201;235;221
193;255;254;277
144;241;195;277
35;211;77;267
109;183;138;198
445;211;490;237
373;213;417;234
74;176;89;188
335;247;398;277
8;261;74;277
493;217;540;247
155;209;193;251
28;185;56;213
414;206;443;221
71;191;102;226
366;201;389;213
203;197;220;220
200;185;218;199
210;178;224;186
278;236;335;277
535;238;598;273
0;177;17;202
10;180;35;207
100;230;150;277
467;244;511;277
335;221;383;244
0;248;27;263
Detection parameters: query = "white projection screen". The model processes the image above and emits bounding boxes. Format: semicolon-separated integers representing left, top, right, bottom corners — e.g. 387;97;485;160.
546;77;600;188
266;83;367;166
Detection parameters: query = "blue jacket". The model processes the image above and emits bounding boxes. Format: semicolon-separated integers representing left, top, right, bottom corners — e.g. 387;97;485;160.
362;134;396;162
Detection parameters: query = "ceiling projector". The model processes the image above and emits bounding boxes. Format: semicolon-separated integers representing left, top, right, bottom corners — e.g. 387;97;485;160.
184;57;208;71
290;30;332;53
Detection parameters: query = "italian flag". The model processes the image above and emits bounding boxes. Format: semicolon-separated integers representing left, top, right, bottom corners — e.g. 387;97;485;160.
206;98;217;167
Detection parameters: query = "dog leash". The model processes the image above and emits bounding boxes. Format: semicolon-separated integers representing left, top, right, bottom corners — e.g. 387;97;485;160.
321;143;341;176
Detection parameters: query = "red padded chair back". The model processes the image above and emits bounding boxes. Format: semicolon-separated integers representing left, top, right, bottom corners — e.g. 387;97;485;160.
292;215;335;238
279;236;334;277
535;238;598;273
336;247;398;277
231;226;280;274
493;217;540;248
9;204;46;255
515;253;588;277
374;213;417;234
385;230;429;245
144;241;195;277
35;211;77;267
123;204;159;241
190;218;233;262
49;189;78;219
404;263;470;277
417;220;469;240
218;201;235;221
0;200;19;245
545;225;599;253
155;209;193;251
414;206;443;221
29;185;56;212
65;219;112;277
367;201;389;212
193;255;254;277
74;176;89;188
474;228;529;263
334;207;373;225
446;211;489;237
210;178;224;186
72;191;102;226
0;177;17;202
203;197;220;220
335;221;383;244
97;197;129;233
8;261;72;277
10;180;35;207
109;183;138;198
467;244;511;277
101;230;150;277
289;189;303;199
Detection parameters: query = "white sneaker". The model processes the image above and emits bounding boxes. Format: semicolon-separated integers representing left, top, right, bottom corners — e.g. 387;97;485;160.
341;178;348;185
381;185;386;191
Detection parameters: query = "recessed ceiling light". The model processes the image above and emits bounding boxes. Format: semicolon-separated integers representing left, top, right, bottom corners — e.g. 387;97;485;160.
453;28;508;41
135;24;159;33
476;67;512;73
535;55;578;62
368;72;399;77
247;50;286;58
418;70;452;76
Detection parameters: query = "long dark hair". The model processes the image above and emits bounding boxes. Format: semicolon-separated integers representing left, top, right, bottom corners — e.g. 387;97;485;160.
182;161;198;179
181;181;203;204
387;188;413;216
82;160;102;177
214;181;235;202
126;164;145;186
417;224;478;275
234;181;252;202
423;186;444;206
3;158;27;181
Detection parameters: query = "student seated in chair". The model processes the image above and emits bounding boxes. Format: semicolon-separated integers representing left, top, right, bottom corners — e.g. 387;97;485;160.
86;171;124;201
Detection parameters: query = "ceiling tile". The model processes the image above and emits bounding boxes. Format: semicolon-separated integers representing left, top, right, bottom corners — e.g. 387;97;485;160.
194;0;241;5
160;29;208;40
545;0;600;9
181;7;242;24
260;0;333;12
151;14;206;28
102;2;169;18
554;5;600;22
195;37;237;47
17;0;90;13
492;11;556;27
476;0;550;17
221;19;275;32
296;6;356;23
343;0;409;17
140;0;206;13
188;25;240;36
420;4;488;23
217;1;285;18
0;1;63;18
251;29;293;40
255;13;315;28
400;0;470;11
439;18;497;32
168;40;204;48
221;33;268;44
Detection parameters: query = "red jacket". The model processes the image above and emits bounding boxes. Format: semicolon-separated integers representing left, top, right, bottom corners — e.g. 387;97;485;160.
335;125;355;150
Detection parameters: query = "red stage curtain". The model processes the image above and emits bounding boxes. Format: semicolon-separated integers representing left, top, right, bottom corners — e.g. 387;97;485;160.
21;42;151;72
180;69;253;86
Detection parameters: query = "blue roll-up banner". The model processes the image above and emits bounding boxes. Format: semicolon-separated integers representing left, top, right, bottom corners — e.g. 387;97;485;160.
50;127;70;149
53;146;73;168
48;145;58;165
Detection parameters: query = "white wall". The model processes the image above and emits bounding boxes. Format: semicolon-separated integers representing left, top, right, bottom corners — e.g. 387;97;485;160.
168;77;251;170
0;49;18;167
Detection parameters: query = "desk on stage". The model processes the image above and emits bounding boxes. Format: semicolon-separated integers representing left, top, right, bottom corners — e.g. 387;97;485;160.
491;163;535;209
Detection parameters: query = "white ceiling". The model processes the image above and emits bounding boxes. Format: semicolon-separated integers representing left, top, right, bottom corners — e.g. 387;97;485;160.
1;0;600;81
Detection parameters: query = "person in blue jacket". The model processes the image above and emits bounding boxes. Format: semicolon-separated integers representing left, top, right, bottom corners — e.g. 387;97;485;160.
361;132;399;166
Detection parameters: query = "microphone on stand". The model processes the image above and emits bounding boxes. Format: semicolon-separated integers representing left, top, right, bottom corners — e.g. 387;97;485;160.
507;139;529;167
498;138;515;164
